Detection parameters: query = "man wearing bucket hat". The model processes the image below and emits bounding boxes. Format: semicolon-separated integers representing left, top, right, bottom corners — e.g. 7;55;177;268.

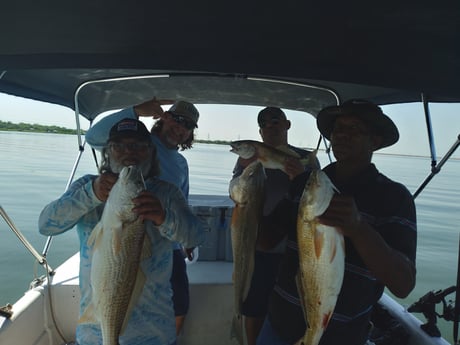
256;100;417;345
86;98;200;334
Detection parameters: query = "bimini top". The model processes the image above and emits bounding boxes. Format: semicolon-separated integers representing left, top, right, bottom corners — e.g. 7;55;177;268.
0;2;459;120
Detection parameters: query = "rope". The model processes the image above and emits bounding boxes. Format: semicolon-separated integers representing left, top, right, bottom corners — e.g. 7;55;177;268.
42;258;70;344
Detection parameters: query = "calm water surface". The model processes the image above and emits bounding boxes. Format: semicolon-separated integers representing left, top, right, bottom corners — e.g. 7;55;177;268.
1;132;459;343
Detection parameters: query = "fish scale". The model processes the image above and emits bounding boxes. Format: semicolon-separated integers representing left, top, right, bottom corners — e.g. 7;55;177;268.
230;140;319;174
80;165;147;345
295;170;345;345
229;161;266;345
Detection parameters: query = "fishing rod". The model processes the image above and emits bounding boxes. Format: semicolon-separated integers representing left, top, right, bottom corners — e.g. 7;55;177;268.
407;235;460;343
454;235;460;345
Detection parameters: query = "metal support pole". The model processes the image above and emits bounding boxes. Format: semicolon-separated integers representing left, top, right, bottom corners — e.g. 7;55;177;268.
0;205;53;274
414;134;460;199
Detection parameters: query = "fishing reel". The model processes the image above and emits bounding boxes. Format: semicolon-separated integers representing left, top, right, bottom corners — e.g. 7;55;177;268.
407;285;456;337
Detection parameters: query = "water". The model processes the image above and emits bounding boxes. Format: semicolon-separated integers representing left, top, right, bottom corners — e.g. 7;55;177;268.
1;132;459;343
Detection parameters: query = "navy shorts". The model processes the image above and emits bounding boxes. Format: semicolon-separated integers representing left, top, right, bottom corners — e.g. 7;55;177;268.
242;251;283;317
170;248;190;316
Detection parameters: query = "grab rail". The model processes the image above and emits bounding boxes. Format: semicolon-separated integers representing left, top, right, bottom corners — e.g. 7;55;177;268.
0;205;53;274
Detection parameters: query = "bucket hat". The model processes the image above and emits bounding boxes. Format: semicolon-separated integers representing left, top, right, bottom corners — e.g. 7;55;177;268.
317;99;399;149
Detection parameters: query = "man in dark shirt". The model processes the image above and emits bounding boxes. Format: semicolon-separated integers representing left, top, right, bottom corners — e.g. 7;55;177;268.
232;107;318;345
256;100;417;345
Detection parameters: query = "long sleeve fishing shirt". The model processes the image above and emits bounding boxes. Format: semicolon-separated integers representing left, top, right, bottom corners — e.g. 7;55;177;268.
39;175;206;345
85;107;189;252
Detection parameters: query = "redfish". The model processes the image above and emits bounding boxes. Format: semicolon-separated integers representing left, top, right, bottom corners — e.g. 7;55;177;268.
295;170;344;345
230;140;318;174
229;161;266;344
79;165;149;345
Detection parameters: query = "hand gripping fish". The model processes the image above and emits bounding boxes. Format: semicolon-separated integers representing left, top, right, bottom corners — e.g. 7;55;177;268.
229;161;266;345
79;165;150;345
230;139;318;174
295;170;345;345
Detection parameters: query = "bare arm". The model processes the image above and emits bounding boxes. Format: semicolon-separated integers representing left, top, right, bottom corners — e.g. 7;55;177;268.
133;98;174;119
318;195;416;298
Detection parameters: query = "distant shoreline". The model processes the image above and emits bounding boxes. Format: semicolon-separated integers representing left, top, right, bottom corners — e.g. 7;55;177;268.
1;121;458;160
0;120;232;146
0;120;82;135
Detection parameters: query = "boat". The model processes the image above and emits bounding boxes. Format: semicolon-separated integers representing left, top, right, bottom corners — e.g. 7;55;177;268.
0;2;459;345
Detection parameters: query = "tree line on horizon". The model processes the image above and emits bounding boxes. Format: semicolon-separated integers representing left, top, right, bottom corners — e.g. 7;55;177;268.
0;120;231;145
0;120;81;135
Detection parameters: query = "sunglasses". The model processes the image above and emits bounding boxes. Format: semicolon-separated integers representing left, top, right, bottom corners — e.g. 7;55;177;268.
169;113;196;130
109;142;151;152
259;117;283;128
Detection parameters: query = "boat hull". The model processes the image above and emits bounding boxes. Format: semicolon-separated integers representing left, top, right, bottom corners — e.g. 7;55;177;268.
0;198;451;345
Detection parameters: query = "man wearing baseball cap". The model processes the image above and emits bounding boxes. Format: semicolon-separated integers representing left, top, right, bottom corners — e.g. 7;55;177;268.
257;100;417;345
86;98;200;334
40;117;205;345
231;106;319;345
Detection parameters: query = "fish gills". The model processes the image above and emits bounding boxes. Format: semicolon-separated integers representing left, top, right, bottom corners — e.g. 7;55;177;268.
296;170;345;345
80;165;147;345
229;161;265;344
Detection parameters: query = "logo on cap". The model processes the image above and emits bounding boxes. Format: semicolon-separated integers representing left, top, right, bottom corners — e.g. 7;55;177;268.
117;120;138;132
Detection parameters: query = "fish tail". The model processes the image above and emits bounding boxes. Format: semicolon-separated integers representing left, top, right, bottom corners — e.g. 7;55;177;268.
230;313;244;345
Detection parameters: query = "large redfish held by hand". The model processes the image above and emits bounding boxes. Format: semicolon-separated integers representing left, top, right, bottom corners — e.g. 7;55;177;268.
295;170;345;345
79;165;149;345
229;161;265;345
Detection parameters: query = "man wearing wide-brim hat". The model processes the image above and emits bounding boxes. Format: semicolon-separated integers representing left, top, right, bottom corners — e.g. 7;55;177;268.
317;99;399;150
257;100;417;345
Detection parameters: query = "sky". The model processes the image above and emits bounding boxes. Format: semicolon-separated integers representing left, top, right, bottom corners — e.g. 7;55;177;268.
1;93;459;158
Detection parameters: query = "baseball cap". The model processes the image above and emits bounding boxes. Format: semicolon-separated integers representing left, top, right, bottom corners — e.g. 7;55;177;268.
108;118;151;143
167;100;199;128
257;107;287;127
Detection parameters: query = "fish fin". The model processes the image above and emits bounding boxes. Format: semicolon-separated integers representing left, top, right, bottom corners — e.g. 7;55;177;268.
230;313;244;345
120;267;146;335
78;301;97;325
314;226;325;258
322;310;333;329
87;222;103;247
302;149;320;170
140;233;152;260
329;236;338;263
111;221;124;255
293;338;305;345
331;183;340;194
